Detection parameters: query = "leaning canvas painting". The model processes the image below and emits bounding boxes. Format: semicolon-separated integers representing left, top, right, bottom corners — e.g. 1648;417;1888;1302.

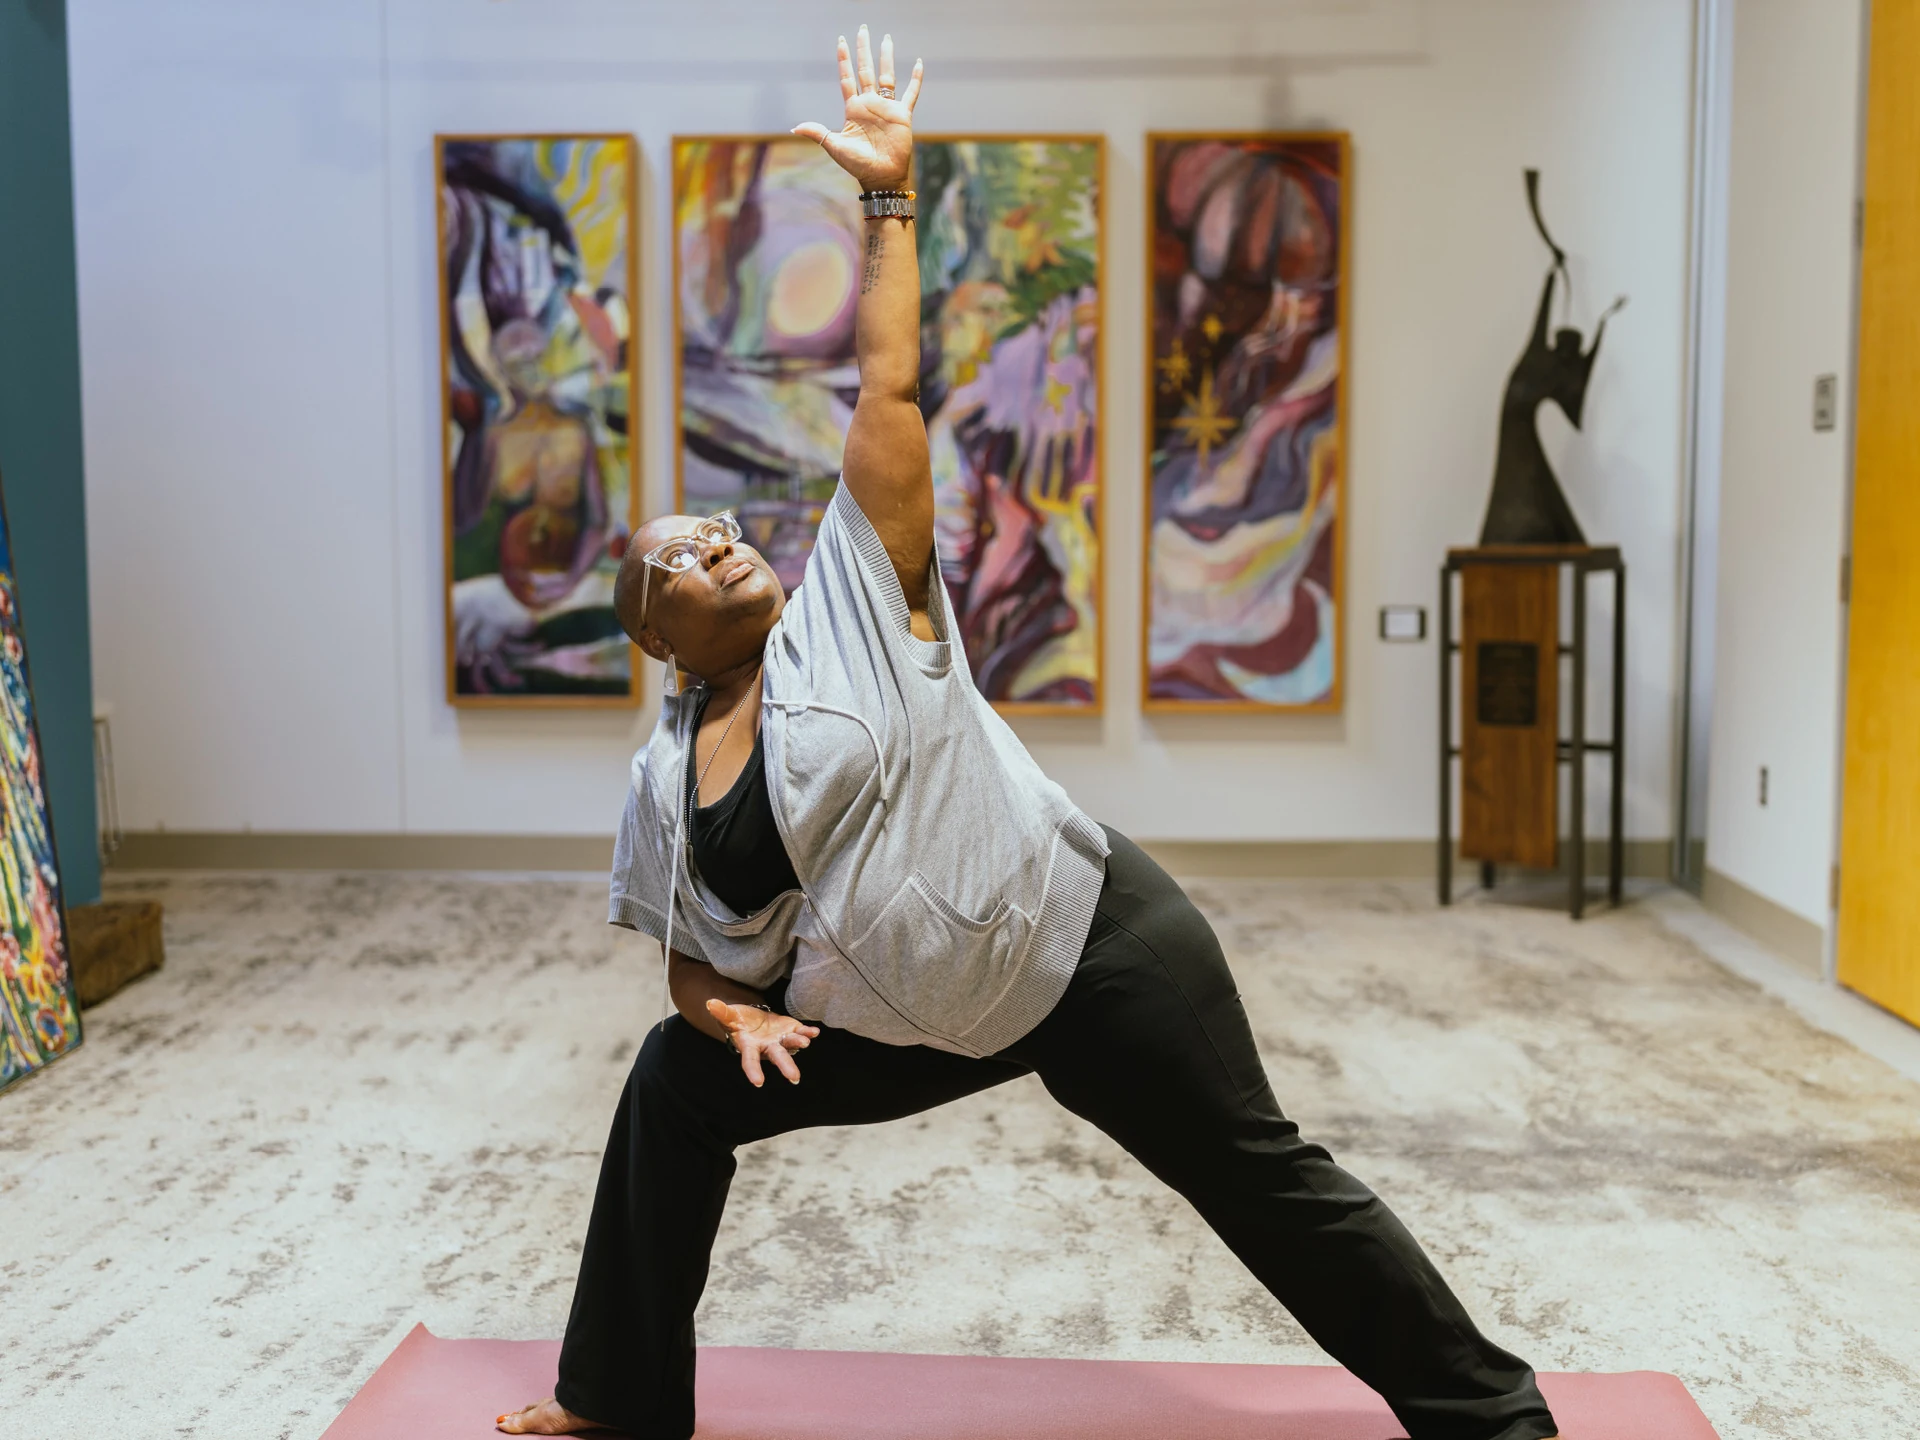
0;473;82;1094
1144;133;1348;710
438;135;640;703
674;134;1104;709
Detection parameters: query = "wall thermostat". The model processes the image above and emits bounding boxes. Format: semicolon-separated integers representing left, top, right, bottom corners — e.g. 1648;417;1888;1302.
1378;605;1428;642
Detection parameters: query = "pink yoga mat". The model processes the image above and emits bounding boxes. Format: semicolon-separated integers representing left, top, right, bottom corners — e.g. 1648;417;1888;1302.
321;1325;1721;1439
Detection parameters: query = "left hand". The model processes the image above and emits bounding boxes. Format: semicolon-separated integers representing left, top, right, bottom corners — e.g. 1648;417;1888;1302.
706;999;822;1087
791;24;923;191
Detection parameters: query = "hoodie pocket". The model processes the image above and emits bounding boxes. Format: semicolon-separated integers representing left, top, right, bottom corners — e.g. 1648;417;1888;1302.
846;872;1033;1039
786;941;938;1050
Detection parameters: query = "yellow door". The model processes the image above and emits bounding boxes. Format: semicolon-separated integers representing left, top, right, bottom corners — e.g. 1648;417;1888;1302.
1838;0;1920;1026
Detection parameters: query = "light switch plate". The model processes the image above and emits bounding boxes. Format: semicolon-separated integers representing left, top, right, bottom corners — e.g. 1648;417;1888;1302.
1813;373;1838;432
1378;605;1427;642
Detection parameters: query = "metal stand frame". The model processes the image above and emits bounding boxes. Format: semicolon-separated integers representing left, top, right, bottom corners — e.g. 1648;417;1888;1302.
1438;548;1626;918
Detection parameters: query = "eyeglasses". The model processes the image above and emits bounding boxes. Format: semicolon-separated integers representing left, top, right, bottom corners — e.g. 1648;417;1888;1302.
636;510;742;629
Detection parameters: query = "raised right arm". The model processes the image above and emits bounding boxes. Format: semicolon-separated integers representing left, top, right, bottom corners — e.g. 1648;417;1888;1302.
793;28;936;637
1528;268;1556;352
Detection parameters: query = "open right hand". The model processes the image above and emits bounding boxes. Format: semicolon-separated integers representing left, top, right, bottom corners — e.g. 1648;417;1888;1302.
707;999;821;1086
791;25;923;191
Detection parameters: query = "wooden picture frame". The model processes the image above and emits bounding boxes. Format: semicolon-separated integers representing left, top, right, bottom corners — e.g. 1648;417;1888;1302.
1141;131;1351;714
436;133;643;708
671;132;1107;714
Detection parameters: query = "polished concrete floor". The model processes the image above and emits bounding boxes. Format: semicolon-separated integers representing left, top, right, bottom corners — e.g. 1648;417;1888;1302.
4;870;1918;1440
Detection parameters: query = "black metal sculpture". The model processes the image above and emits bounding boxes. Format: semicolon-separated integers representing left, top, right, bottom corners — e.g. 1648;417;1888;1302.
1479;170;1626;546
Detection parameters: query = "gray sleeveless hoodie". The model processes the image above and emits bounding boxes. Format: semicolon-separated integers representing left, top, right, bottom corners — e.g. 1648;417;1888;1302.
609;483;1110;1058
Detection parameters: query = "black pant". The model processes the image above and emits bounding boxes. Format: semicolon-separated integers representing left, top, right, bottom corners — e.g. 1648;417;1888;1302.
555;830;1557;1440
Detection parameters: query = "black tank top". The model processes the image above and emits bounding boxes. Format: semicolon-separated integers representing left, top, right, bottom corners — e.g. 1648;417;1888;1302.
687;692;800;917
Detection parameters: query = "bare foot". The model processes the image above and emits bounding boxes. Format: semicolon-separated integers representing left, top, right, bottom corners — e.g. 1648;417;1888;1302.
496;1397;607;1434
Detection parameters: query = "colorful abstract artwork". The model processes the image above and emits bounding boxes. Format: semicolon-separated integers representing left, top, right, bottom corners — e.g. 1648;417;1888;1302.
674;135;1104;709
1144;134;1348;710
438;135;640;703
0;474;82;1094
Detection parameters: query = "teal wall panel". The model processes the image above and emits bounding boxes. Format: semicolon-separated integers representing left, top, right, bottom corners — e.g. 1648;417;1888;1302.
1;0;101;906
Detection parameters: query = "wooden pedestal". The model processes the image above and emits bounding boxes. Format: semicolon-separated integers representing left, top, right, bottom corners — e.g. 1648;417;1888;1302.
1439;545;1626;918
1459;564;1560;868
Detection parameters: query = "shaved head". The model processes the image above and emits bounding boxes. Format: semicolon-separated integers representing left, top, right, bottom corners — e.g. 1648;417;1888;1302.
612;513;785;681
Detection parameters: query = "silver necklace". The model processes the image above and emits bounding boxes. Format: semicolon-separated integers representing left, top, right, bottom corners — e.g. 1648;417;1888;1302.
693;668;761;808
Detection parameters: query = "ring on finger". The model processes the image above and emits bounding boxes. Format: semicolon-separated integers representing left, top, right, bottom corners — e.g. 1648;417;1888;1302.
877;84;896;98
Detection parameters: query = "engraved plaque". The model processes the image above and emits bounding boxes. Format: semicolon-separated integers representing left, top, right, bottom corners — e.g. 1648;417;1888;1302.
1476;642;1539;726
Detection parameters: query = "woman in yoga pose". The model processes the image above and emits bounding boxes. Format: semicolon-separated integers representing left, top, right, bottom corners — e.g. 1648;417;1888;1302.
499;28;1558;1439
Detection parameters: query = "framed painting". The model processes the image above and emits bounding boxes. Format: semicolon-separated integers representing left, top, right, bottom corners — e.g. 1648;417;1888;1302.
673;134;1105;711
1143;133;1349;711
0;468;83;1095
437;134;642;705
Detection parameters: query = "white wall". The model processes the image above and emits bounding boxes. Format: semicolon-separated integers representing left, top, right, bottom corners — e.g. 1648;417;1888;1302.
1705;0;1863;923
72;0;1694;843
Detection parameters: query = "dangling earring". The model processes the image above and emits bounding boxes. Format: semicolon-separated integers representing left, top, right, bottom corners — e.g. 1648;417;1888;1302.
663;653;684;698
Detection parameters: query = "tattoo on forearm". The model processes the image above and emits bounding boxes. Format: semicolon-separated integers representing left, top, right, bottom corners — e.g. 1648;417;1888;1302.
861;230;883;295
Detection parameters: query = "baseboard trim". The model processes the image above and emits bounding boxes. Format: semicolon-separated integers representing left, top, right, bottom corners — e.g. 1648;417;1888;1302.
1700;866;1826;979
1141;838;1672;880
111;831;617;873
110;831;1672;881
